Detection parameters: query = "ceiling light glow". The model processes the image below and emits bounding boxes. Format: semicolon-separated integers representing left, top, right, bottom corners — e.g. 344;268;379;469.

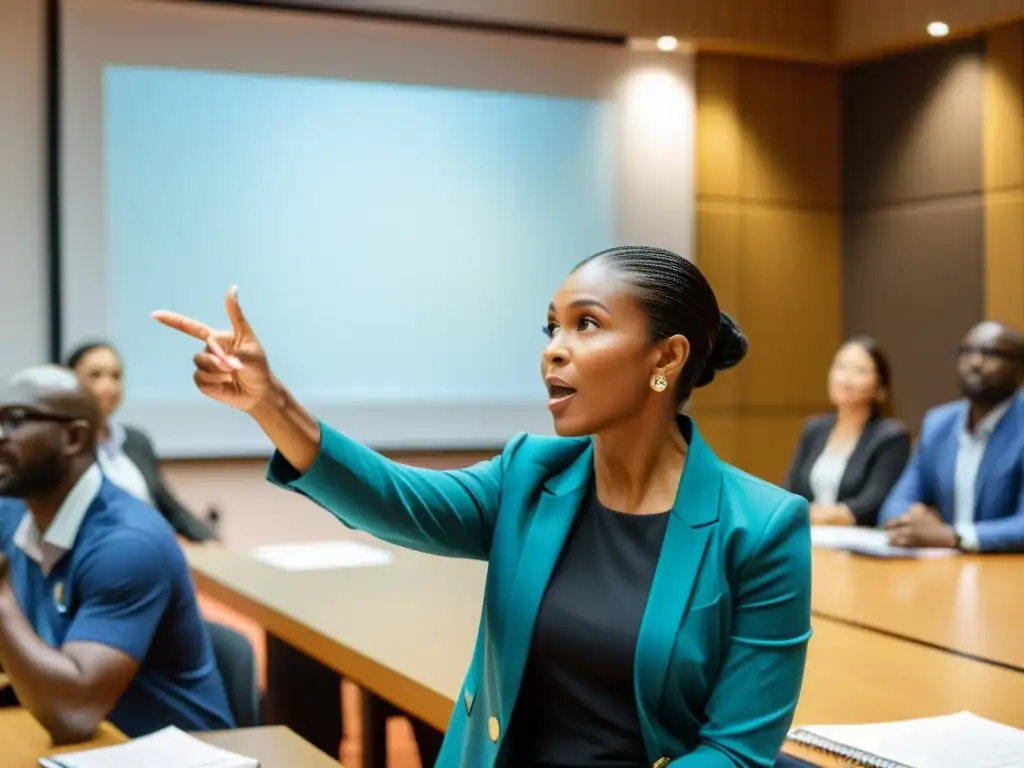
656;35;679;52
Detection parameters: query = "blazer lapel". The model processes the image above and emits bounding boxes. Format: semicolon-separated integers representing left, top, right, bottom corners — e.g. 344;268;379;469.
795;417;832;498
837;416;873;499
933;405;965;521
499;444;593;712
974;397;1022;519
634;420;720;760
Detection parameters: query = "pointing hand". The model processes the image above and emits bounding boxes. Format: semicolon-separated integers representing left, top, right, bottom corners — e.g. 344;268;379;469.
151;287;273;412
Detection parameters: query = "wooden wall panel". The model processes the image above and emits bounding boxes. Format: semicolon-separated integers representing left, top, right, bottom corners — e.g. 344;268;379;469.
843;39;986;430
844;40;986;209
837;0;1024;62
738;64;841;207
739;208;841;409
693;203;742;410
984;24;1024;329
692;54;842;481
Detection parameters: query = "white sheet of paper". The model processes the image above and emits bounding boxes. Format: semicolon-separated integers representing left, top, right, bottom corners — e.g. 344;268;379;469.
792;711;1024;768
40;726;257;768
250;540;394;571
810;525;958;559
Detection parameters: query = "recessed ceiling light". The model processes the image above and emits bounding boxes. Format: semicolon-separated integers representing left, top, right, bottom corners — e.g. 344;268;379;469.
927;21;950;37
656;35;679;52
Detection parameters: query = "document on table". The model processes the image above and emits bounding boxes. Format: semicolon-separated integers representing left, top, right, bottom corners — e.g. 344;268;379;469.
788;711;1024;768
250;539;394;571
810;525;959;558
38;726;258;768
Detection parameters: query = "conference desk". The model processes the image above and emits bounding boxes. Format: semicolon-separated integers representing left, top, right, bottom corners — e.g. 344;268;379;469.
188;544;1024;766
811;548;1024;671
0;709;341;768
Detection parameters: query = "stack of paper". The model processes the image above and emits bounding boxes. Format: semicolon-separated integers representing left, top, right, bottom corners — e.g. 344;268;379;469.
39;726;258;768
810;525;958;559
250;539;393;571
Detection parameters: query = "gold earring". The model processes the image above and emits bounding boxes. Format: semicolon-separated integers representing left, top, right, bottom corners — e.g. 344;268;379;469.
651;375;668;393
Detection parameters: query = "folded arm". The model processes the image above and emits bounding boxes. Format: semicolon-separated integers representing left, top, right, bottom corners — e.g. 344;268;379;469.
257;380;510;560
672;496;813;768
0;535;170;743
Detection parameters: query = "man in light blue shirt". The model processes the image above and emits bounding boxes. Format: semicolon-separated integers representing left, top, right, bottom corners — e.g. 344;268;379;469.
880;321;1024;553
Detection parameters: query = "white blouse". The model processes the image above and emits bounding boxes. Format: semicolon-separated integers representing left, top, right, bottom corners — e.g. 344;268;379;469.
807;441;855;506
96;422;154;506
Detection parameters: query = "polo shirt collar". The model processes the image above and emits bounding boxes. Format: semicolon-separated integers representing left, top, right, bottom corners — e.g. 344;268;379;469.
13;463;103;574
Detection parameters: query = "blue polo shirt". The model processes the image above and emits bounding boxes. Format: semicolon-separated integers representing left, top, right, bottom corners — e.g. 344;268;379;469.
0;466;235;737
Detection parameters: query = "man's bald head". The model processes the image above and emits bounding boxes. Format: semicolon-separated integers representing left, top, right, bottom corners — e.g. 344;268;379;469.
958;321;1024;407
3;365;102;431
0;365;100;500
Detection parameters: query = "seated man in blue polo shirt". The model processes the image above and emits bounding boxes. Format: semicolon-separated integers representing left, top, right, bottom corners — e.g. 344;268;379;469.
0;365;234;743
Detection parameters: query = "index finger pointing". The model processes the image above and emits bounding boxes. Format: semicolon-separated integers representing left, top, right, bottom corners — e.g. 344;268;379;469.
151;310;215;341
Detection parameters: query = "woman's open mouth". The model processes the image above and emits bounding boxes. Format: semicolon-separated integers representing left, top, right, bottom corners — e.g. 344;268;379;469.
546;383;577;411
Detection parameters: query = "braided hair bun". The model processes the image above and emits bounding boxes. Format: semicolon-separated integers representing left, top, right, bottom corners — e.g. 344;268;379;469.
695;312;748;388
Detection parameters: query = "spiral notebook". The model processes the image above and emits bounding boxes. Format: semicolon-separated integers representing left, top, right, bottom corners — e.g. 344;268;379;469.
787;711;1024;768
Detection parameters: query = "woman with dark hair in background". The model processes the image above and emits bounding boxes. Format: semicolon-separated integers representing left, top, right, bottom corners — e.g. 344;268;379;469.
154;246;812;767
64;340;215;542
783;336;910;528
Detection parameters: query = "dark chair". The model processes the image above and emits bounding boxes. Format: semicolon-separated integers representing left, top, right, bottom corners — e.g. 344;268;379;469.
206;620;261;728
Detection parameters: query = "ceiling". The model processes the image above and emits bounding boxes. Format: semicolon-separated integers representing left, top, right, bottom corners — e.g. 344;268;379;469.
205;0;1024;63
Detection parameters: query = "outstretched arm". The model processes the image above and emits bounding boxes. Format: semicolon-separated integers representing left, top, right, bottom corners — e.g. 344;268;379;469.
259;381;511;560
153;290;509;561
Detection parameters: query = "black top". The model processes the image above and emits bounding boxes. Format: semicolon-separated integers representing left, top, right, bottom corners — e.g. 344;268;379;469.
782;414;911;527
513;490;670;767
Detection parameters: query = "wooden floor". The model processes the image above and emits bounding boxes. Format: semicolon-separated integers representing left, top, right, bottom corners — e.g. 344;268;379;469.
198;593;423;768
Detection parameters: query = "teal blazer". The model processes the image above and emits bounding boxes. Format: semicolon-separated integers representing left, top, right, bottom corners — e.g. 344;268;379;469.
268;418;813;768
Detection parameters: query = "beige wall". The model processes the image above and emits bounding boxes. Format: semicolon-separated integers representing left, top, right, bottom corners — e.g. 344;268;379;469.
0;0;47;373
985;23;1024;329
690;55;843;483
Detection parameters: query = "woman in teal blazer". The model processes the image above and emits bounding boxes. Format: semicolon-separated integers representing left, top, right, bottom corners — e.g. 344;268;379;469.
155;246;813;768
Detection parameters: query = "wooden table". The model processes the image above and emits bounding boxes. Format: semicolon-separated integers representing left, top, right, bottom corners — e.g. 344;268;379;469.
796;618;1024;728
189;544;482;731
0;708;339;768
200;725;343;767
0;709;123;768
189;545;1024;765
811;548;1024;671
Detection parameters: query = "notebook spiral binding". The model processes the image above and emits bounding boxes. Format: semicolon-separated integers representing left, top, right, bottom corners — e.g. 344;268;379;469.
787;729;914;768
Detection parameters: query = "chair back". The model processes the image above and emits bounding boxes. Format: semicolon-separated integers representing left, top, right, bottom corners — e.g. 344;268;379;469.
206;620;260;728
